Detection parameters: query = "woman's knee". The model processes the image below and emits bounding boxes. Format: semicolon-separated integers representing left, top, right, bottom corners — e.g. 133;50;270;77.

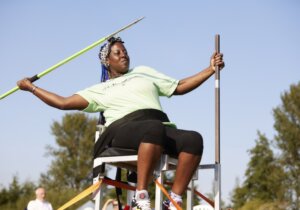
182;131;203;156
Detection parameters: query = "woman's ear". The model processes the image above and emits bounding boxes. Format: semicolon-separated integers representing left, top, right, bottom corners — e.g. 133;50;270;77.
105;58;110;67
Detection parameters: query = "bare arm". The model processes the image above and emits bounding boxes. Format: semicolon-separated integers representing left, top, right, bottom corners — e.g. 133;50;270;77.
174;52;224;95
17;78;89;110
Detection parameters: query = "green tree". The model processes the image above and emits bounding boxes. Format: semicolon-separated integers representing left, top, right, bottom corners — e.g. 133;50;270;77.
7;176;21;203
231;132;286;209
0;113;98;210
230;178;248;209
0;176;36;210
40;112;97;191
16;180;36;210
39;112;98;209
273;82;300;210
0;187;9;206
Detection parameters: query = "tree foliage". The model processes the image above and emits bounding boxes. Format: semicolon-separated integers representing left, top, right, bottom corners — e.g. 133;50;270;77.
231;82;300;209
40;112;97;192
0;176;36;210
244;133;286;202
231;132;286;209
273;82;300;210
0;113;100;209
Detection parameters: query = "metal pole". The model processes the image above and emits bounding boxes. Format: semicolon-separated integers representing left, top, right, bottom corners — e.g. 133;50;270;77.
214;34;221;210
0;17;144;100
215;34;220;164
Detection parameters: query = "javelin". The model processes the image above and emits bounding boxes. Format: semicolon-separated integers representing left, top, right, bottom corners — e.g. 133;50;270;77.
0;17;145;100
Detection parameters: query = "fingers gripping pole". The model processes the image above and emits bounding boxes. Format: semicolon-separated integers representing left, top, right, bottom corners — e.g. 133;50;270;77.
0;17;145;100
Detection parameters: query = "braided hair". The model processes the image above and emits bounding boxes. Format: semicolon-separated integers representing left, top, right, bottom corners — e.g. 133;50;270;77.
98;37;124;124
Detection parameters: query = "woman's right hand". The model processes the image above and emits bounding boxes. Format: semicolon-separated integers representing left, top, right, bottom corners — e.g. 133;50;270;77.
17;78;35;92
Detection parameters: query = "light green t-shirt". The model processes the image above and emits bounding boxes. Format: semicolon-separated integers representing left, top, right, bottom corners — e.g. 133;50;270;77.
76;65;179;126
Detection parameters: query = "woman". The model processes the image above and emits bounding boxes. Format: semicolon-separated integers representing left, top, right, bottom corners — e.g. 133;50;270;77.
17;37;224;210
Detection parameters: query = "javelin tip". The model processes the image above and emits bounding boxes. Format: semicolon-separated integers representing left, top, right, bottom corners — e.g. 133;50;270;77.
132;16;145;25
137;16;145;21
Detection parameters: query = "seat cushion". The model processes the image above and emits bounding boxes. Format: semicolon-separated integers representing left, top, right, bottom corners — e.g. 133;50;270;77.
99;147;138;157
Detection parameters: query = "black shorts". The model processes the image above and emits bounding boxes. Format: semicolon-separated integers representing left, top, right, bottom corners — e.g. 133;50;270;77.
94;109;203;158
111;119;203;157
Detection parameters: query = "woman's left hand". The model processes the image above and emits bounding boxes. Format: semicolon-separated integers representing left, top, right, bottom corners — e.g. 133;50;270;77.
210;52;225;71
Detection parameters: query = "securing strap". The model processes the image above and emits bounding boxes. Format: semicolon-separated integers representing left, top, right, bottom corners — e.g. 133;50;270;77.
194;189;214;208
115;167;123;210
58;177;211;210
154;179;182;210
57;179;102;210
102;177;136;191
165;181;214;207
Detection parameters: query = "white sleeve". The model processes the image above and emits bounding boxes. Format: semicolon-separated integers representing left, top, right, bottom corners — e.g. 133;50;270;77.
27;201;35;210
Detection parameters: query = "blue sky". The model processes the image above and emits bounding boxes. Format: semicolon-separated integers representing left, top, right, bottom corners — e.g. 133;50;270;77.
0;0;299;205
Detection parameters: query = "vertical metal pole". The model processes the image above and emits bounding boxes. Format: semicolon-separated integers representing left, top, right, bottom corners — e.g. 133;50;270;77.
187;181;194;210
215;34;220;164
127;182;135;207
93;127;104;210
214;34;221;210
93;184;103;210
155;175;163;210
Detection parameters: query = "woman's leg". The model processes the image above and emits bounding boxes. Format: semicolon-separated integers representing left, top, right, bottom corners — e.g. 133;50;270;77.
165;128;204;195
137;142;162;190
112;120;166;190
172;152;201;194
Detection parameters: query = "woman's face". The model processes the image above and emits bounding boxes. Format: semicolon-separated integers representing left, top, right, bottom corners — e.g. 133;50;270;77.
106;42;130;76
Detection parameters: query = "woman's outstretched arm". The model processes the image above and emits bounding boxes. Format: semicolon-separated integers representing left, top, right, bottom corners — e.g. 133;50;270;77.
17;78;89;110
174;52;224;95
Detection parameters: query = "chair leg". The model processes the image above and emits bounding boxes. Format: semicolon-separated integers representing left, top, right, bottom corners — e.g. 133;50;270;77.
93;163;105;210
214;163;221;210
187;180;194;210
93;180;104;210
126;181;135;206
155;174;163;210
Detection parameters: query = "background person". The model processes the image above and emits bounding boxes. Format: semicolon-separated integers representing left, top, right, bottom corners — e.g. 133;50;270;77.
27;187;53;210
